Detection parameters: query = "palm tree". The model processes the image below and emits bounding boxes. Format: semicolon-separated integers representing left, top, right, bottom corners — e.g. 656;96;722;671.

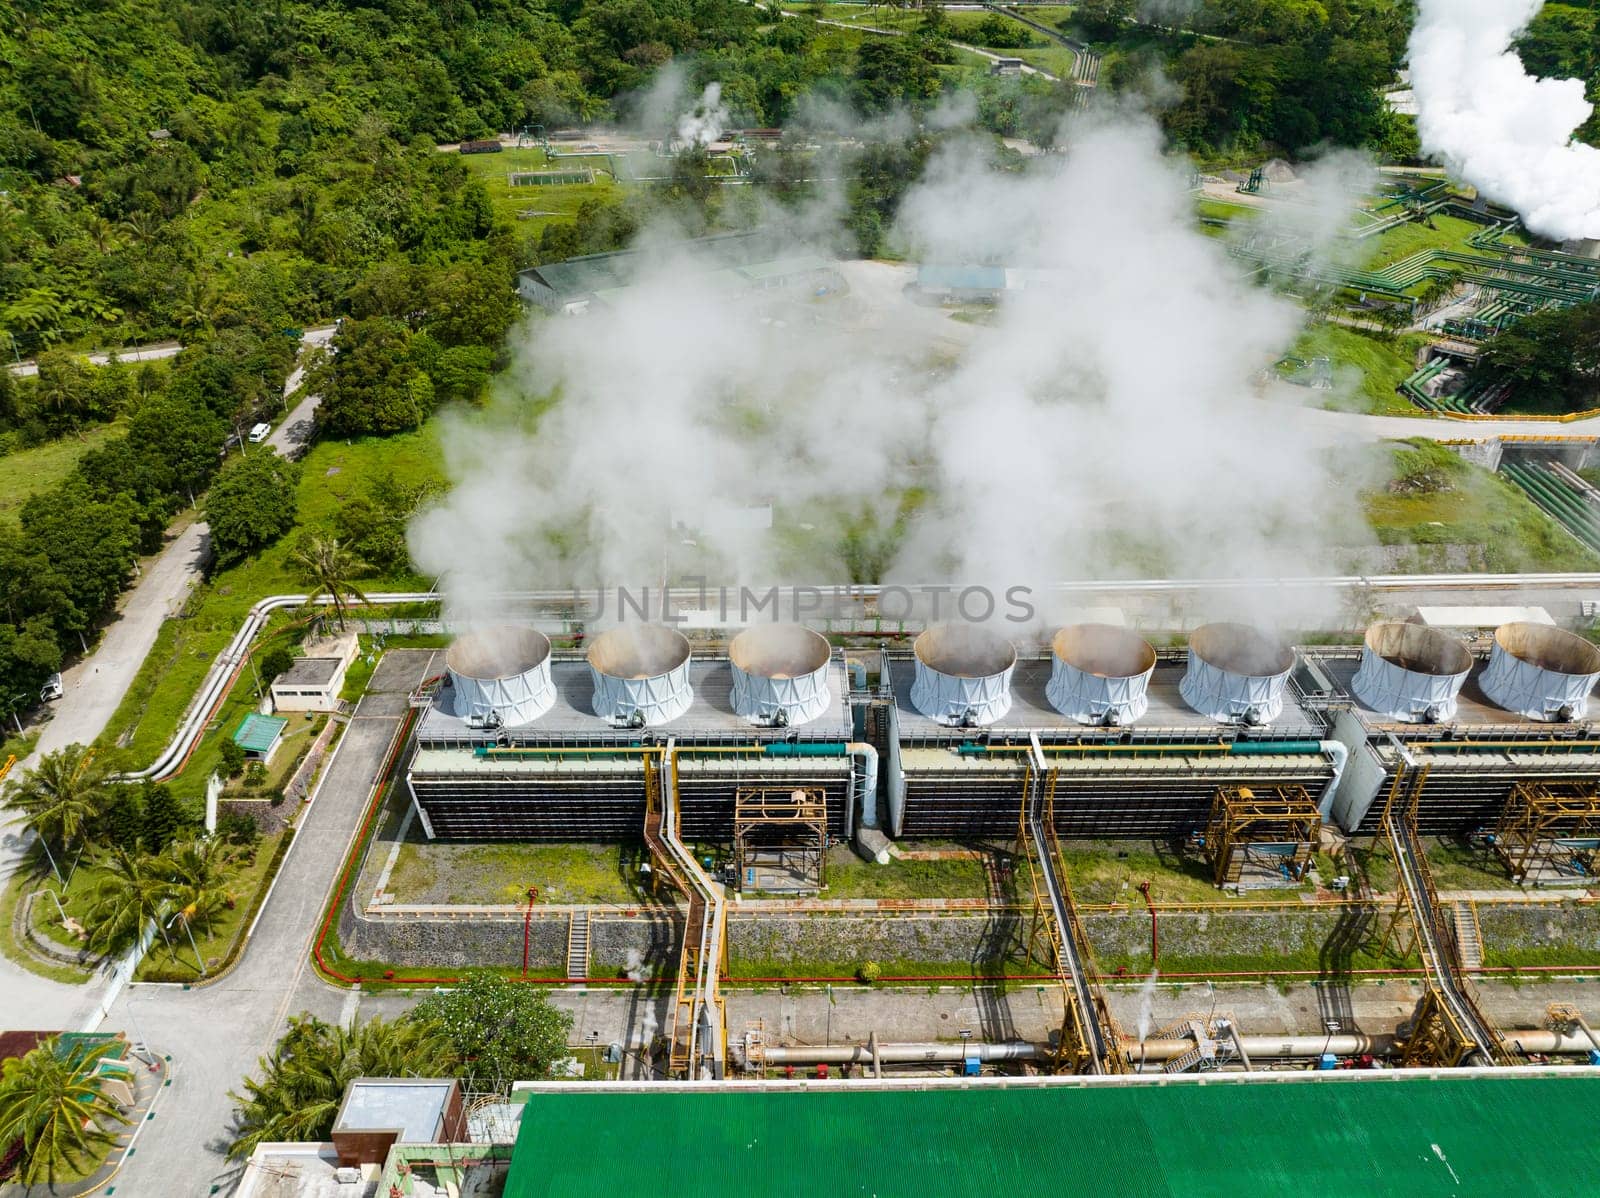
228;1015;447;1159
160;837;238;935
82;846;171;957
290;535;369;631
0;1037;126;1186
2;744;109;872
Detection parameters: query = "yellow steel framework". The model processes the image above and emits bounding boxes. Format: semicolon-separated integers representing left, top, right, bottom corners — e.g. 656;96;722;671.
1015;766;1130;1075
1378;761;1514;1067
1491;782;1600;884
733;786;828;893
1201;785;1321;888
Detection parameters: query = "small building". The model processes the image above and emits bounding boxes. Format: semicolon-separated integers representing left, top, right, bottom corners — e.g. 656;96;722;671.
916;264;1010;303
233;713;289;764
331;1078;467;1167
271;635;357;713
990;57;1024;76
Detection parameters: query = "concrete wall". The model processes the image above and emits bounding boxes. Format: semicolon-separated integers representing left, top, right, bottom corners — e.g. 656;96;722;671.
1479;902;1600;957
726;913;1019;972
1082;905;1383;973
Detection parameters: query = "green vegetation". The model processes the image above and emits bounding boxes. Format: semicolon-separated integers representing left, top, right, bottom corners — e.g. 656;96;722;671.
385;839;650;906
1061;840;1310;905
1364;439;1600;573
1516;3;1600;147
0;422;122;523
0;1036;129;1187
1289;325;1428;416
1423;836;1518;893
230;977;573;1157
1472;299;1600;416
726;952;1034;981
822;844;990;900
1359;214;1488;269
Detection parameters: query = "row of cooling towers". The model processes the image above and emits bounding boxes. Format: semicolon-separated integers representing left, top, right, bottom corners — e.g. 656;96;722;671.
440;617;1600;733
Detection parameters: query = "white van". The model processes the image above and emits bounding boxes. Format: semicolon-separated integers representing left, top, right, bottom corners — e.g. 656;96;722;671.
248;422;271;444
40;673;63;702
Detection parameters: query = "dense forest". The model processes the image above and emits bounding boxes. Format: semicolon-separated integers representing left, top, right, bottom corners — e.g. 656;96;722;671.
0;0;1515;718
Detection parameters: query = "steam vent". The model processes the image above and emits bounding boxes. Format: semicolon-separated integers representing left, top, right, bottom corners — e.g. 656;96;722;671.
1480;622;1600;722
1045;623;1157;726
1351;622;1472;724
1179;622;1295;724
586;623;694;726
444;625;556;729
729;624;834;727
909;622;1017;726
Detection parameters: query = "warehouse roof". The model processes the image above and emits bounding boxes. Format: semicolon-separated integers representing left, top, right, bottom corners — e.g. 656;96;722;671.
503;1072;1600;1198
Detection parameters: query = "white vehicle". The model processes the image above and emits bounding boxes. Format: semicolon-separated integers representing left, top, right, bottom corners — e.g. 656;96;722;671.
40;673;63;702
248;422;272;443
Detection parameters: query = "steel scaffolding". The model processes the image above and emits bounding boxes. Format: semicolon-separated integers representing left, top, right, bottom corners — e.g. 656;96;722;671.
1201;785;1321;888
1490;782;1600;884
733;787;828;893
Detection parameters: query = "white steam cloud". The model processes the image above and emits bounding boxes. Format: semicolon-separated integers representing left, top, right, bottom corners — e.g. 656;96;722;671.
1409;0;1600;240
676;83;729;148
409;99;1370;630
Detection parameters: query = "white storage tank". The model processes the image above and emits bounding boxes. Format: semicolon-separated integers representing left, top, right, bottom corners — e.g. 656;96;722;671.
1480;622;1600;721
1046;623;1156;726
446;625;556;729
1351;622;1472;723
587;623;694;727
910;622;1016;726
730;624;833;727
1180;622;1295;724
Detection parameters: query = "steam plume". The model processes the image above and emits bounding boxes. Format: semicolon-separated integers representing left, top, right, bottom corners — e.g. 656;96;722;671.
1409;0;1600;240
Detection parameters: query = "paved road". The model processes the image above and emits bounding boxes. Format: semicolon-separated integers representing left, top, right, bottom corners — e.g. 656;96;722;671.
267;325;335;460
7;340;184;378
99;649;441;1197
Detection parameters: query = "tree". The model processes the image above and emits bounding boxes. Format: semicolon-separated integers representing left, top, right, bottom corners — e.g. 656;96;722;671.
204;452;300;567
0;1038;126;1186
218;740;247;780
161;837;239;935
317;317;430;436
1;744;109;863
258;644;295;681
1473;300;1600;412
83;846;171;956
229;1015;449;1160
290;535;369;631
140;782;192;852
412;972;574;1089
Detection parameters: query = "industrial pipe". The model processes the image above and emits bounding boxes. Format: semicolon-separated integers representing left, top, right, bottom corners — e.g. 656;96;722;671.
851;742;880;829
760;1042;1042;1065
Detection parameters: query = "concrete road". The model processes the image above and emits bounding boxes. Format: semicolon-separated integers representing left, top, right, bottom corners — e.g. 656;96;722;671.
7;340;184;378
98;649;441;1197
267;324;336;460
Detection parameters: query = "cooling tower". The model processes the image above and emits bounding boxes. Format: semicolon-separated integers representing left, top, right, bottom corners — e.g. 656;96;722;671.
1480;622;1600;721
446;625;556;729
1179;622;1295;724
1351;622;1472;723
587;623;694;727
729;624;833;727
1046;623;1157;726
910;623;1016;726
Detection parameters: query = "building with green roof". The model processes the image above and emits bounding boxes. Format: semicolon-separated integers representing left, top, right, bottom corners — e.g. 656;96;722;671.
232;712;288;762
497;1070;1600;1198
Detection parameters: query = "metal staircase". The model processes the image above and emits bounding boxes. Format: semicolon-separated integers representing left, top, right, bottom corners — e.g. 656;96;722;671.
566;909;590;980
1451;902;1483;972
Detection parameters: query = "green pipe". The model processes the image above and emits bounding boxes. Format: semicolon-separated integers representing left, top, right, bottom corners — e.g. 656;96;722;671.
1420;741;1600;755
1228;740;1325;756
956;740;1325;758
763;742;849;757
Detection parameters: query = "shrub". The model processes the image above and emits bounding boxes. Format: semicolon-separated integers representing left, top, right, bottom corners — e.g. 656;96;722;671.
219;739;246;778
244;761;267;787
856;961;881;985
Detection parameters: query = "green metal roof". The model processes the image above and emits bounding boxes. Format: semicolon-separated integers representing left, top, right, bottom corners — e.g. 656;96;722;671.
503;1073;1600;1197
232;713;287;753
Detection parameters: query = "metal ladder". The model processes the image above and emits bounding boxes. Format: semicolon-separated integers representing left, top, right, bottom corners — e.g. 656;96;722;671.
1451;902;1483;971
566;909;590;980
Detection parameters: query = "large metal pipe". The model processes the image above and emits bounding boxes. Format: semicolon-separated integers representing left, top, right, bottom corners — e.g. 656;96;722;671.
761;1042;1041;1065
850;742;879;829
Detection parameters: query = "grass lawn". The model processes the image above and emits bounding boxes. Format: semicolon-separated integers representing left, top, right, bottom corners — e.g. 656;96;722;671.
1424;836;1518;892
1364;439;1600;573
385;838;652;906
459;145;621;238
0;421;122;523
1359;213;1485;270
97;422;445;790
822;843;991;900
0;863;93;984
1061;840;1311;905
1287;324;1429;416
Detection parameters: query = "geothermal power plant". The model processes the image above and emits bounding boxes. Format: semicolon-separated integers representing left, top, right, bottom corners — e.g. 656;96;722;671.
403;615;1600;854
